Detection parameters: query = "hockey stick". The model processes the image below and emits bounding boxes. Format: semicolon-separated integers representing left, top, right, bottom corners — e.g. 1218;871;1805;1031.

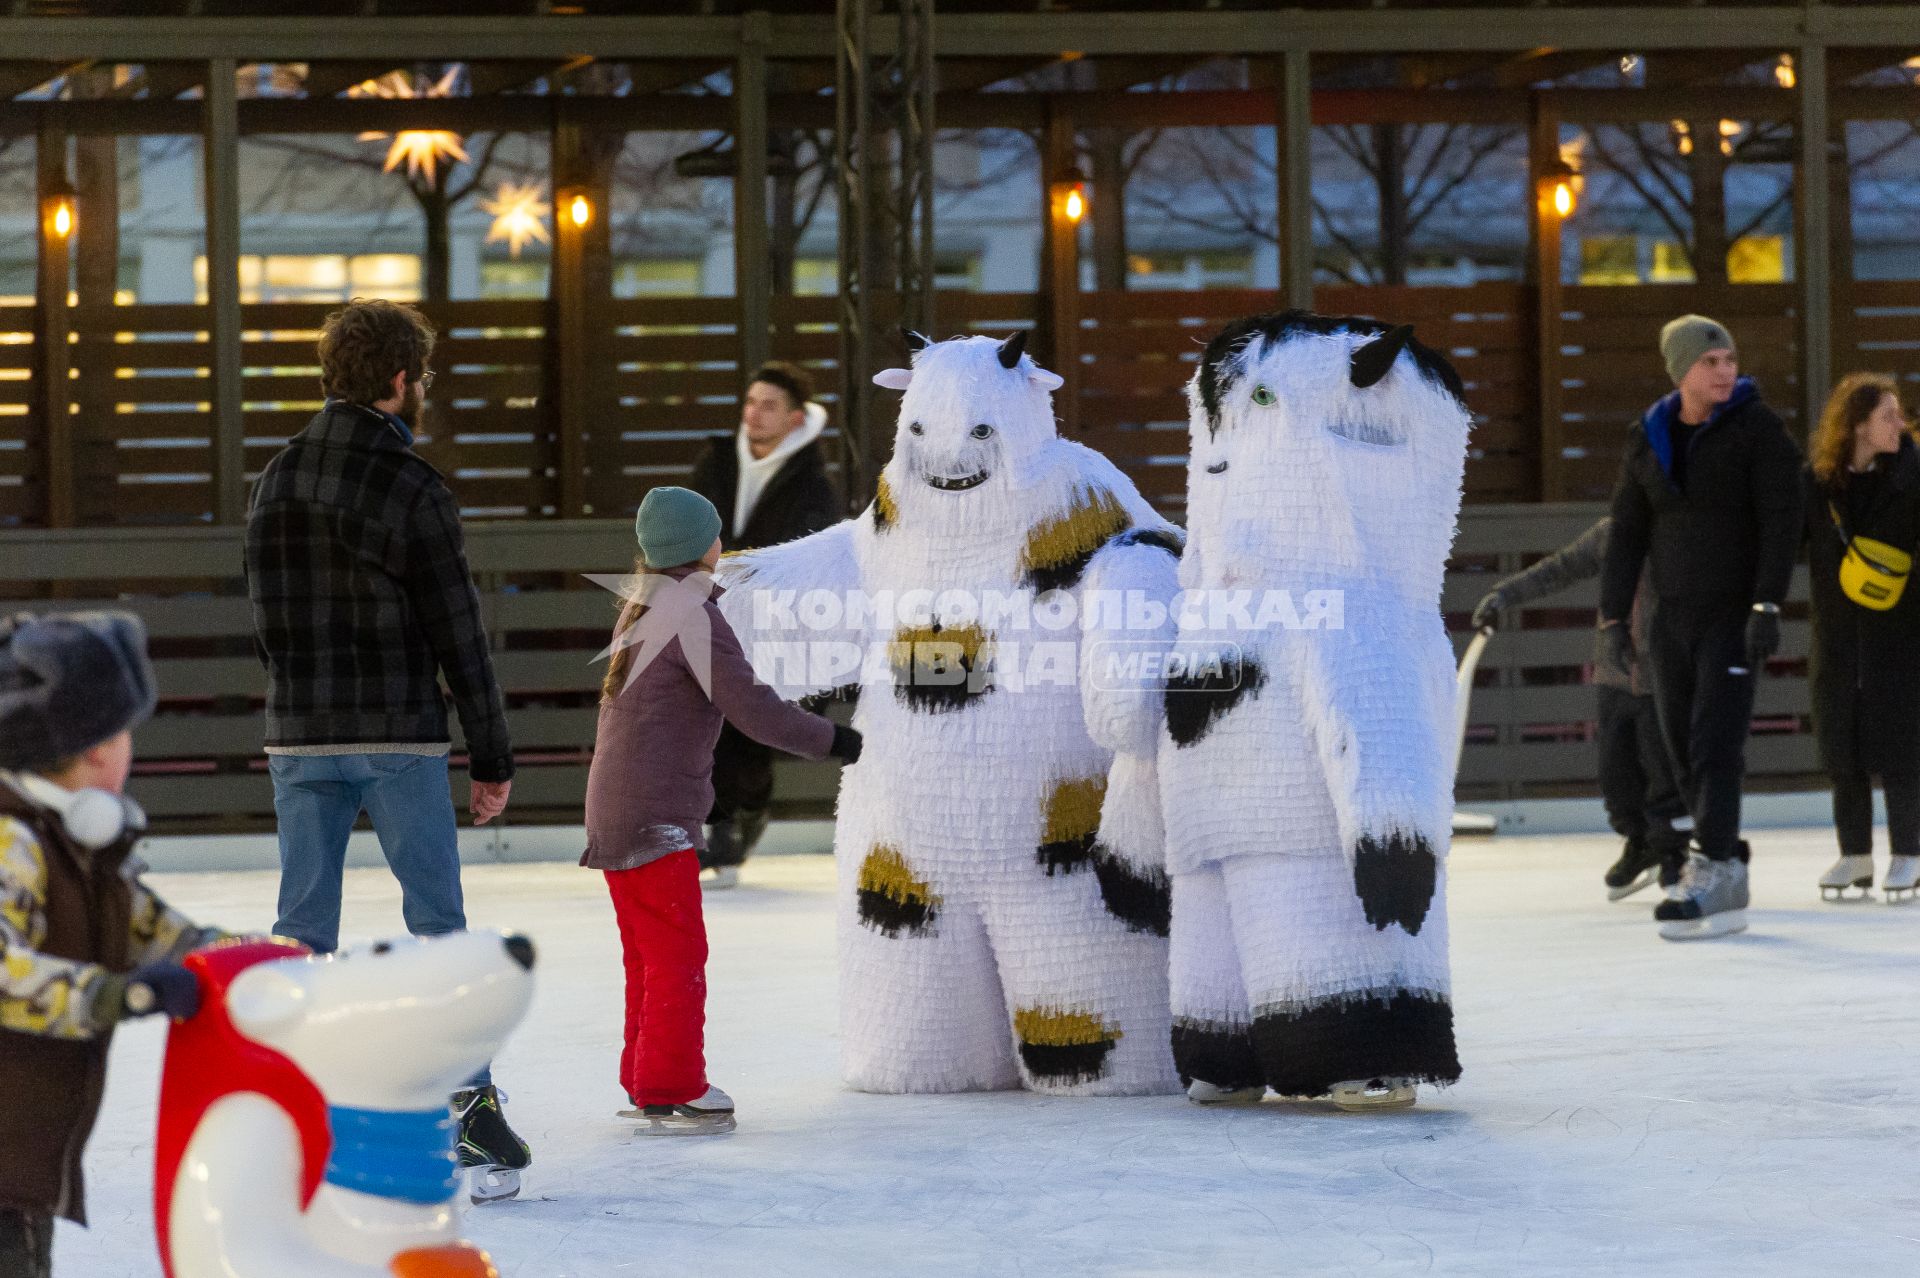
1450;626;1497;837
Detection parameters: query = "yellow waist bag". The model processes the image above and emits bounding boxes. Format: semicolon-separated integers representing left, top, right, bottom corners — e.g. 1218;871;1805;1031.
1830;501;1911;611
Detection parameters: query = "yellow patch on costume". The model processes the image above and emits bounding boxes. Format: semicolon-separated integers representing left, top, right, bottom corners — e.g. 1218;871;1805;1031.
856;844;942;937
1013;1005;1123;1048
1018;486;1131;590
872;475;898;529
1042;777;1107;848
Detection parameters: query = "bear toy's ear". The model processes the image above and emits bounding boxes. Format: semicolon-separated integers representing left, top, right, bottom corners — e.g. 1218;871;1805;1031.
873;367;913;390
1028;367;1064;392
225;963;309;1040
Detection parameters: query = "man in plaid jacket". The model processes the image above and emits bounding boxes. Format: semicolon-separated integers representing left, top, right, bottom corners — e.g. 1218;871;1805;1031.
245;299;531;1191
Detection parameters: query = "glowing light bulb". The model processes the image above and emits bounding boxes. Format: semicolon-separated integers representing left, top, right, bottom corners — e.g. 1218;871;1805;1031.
1552;182;1574;219
51;201;72;238
568;194;592;229
1063;186;1085;224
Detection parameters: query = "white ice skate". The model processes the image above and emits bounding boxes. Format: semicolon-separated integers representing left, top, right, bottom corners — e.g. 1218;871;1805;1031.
1656;853;1748;940
1186;1079;1265;1106
1882;855;1919;904
701;865;739;891
621;1084;737;1136
1329;1078;1417;1111
1819;854;1874;902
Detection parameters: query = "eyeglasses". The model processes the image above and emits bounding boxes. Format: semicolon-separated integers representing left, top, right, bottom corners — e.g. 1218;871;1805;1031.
418;371;435;392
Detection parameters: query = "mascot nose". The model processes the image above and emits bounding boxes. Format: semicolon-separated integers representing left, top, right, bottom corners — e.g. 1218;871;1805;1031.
503;934;536;971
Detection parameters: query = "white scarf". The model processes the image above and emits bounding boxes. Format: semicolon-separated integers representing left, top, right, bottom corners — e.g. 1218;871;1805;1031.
733;401;827;538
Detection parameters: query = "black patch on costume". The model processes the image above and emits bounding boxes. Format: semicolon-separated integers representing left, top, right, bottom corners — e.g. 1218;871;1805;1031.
1163;656;1266;748
1017;1039;1117;1086
869;495;891;533
891;621;992;714
1025;550;1099;596
1114;527;1183;557
1171;1018;1263;1092
1037;833;1096;876
1091;843;1172;937
1197;310;1466;439
856;887;937;939
1250;989;1460;1098
1351;832;1440;935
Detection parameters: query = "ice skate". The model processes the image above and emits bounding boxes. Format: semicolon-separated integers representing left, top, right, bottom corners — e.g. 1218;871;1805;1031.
1329;1078;1418;1111
1819;854;1875;902
1655;852;1748;940
701;864;739;891
622;1084;737;1136
1882;855;1919;903
1604;838;1660;901
1186;1079;1265;1106
453;1084;531;1204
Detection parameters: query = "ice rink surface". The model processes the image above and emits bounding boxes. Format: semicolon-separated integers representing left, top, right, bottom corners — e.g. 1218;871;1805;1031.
60;828;1920;1276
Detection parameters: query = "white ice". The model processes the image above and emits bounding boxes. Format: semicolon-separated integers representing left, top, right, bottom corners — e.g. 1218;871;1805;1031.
61;829;1920;1276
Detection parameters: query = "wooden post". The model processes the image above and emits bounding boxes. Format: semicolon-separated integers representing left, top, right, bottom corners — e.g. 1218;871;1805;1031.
1797;41;1832;432
1530;96;1565;503
551;104;590;519
1277;46;1314;311
204;58;248;524
1042;102;1081;432
735;10;771;378
72;67;118;527
33;121;74;529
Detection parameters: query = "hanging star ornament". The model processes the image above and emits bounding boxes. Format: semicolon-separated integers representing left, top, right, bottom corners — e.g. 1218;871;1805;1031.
352;67;469;185
480;182;552;258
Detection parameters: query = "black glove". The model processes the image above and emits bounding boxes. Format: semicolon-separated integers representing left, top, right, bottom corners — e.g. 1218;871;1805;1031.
1601;622;1634;677
829;723;864;765
1470;589;1507;632
1745;608;1781;667
115;962;201;1022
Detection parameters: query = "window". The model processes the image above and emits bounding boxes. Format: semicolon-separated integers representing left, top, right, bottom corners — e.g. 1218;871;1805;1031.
1578;236;1641;285
193;253;422;303
613;259;702;298
1728;236;1785;284
481;260;549;299
1650;241;1695;284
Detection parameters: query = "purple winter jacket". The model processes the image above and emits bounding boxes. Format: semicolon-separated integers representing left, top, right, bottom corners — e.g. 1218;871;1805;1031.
582;566;836;871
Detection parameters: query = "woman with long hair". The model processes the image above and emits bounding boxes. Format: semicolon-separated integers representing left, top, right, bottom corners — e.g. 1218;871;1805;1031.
1804;373;1920;901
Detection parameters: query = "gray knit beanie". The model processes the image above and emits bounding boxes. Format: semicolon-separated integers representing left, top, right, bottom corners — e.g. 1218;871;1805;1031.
634;486;723;570
1660;314;1736;386
0;611;157;772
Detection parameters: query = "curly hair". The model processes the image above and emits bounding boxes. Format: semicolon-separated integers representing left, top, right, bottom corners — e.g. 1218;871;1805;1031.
1810;372;1902;493
319;298;436;405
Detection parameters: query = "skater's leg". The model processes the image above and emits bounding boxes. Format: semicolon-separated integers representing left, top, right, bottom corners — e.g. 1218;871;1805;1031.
1831;770;1875;859
1222;853;1459;1099
839;841;1018;1093
0;1207;52;1278
605;851;708;1106
1632;691;1690;859
705;725;772;870
1595;685;1648;843
359;753;468;938
1884;772;1920;859
1686;607;1758;860
268;754;362;954
604;868;653;1103
1169;863;1259;1091
1647;606;1701;824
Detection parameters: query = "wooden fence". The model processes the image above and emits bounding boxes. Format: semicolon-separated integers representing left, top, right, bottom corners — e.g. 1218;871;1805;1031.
2;502;1821;836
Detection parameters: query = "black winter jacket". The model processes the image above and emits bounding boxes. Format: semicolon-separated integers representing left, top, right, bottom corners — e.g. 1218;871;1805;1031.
1804;437;1920;779
1600;378;1804;621
688;432;841;553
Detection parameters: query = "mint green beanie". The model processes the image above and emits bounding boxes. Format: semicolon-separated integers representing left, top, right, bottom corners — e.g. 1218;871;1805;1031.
635;486;722;569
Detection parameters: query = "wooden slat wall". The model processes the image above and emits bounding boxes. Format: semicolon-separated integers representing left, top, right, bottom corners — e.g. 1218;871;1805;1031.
1837;280;1920;402
1;503;1822;834
0;306;34;525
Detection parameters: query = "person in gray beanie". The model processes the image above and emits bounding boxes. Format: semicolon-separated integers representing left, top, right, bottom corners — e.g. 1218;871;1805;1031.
1599;315;1804;940
0;611;228;1275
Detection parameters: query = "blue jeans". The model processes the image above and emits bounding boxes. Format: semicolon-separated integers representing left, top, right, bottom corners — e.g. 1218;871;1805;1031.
269;751;490;1087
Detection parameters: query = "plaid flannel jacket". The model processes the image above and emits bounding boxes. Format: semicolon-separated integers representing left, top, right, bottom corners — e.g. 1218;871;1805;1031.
245;402;514;782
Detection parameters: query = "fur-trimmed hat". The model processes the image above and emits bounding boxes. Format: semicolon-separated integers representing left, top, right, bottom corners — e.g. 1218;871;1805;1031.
0;611;157;772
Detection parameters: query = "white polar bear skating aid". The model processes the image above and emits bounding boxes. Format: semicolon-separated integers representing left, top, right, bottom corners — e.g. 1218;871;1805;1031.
1093;312;1470;1100
718;331;1180;1095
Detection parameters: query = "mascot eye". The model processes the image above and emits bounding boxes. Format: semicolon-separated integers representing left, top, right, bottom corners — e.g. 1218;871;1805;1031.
970;424;995;440
908;422;924;436
1206;460;1229;475
1251;385;1277;407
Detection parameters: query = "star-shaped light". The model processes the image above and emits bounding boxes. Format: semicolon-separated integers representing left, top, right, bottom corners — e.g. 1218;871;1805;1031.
480;182;552;258
352;67;469;185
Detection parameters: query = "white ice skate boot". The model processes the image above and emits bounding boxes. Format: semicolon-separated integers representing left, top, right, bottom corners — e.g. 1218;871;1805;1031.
701;865;739;891
1186;1079;1265;1106
1819;854;1874;902
1656;852;1748;940
622;1084;737;1136
1882;855;1919;904
1329;1078;1417;1111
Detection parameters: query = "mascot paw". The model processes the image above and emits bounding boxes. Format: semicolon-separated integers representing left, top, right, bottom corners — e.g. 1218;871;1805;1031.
1351;832;1438;935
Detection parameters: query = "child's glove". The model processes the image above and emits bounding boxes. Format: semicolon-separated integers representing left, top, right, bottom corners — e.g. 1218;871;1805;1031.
96;962;202;1024
829;723;864;764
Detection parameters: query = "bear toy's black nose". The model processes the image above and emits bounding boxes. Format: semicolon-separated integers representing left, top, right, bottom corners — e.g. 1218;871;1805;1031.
503;934;536;971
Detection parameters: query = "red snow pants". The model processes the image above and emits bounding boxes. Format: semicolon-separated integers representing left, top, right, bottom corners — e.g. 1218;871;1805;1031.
604;850;709;1106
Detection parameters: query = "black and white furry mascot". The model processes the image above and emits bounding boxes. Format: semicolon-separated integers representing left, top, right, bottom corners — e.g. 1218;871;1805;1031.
1095;311;1470;1108
717;331;1180;1095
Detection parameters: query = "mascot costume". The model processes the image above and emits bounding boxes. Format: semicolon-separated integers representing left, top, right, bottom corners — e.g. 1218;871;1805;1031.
1094;311;1471;1109
718;331;1179;1095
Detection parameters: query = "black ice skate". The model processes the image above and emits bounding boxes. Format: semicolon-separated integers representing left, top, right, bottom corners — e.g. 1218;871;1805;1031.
1819;854;1874;902
453;1085;531;1204
621;1084;737;1136
1604;838;1661;901
1654;851;1748;940
1883;855;1920;904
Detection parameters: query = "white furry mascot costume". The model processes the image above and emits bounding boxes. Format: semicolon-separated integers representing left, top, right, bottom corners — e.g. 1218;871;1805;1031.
717;331;1180;1095
1095;311;1470;1106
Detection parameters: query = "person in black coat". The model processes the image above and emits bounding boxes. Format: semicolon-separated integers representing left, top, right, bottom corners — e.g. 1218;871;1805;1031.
687;361;842;885
1802;373;1920;900
1599;315;1805;939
